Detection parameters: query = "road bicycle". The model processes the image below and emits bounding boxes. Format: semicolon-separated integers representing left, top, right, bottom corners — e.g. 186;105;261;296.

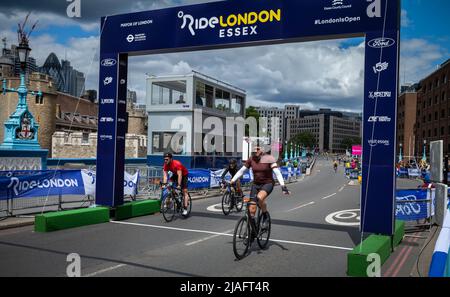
232;193;271;260
160;182;192;222
221;180;244;215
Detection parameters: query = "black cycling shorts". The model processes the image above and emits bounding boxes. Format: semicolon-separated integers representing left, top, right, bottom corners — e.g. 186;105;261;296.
249;183;274;202
170;175;188;190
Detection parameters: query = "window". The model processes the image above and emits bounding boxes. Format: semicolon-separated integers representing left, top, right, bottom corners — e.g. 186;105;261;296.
215;88;230;111
441;127;445;136
152;80;186;105
428;98;432;106
434;128;437;137
442;109;446;118
35;94;44;105
82;133;89;144
205;85;214;108
152;131;186;154
428;114;431;122
435;112;438;121
428;130;431;137
435;96;438;104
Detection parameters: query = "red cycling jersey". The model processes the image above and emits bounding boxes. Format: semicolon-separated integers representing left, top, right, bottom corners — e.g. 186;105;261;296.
163;159;189;177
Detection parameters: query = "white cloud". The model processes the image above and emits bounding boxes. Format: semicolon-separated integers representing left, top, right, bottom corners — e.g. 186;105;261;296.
399;38;446;84
0;2;447;113
401;9;412;27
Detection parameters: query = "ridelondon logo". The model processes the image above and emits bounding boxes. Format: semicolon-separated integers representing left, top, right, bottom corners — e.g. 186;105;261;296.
324;0;352;10
178;9;282;38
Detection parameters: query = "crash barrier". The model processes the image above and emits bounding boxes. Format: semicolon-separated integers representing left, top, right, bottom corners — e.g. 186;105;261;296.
35;206;110;232
429;206;450;277
347;220;405;277
0;165;302;217
115;199;161;221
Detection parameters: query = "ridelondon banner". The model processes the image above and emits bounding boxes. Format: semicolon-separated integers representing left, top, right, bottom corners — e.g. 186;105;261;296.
0;170;139;200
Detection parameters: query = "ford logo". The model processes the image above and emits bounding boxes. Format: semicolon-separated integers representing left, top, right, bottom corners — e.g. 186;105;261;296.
101;59;117;67
367;38;395;48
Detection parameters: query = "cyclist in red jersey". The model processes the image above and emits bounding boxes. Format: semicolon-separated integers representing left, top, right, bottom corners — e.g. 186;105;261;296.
162;153;190;216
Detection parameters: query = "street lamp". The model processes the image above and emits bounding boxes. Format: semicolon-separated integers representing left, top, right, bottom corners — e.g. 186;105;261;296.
1;21;42;146
422;139;427;162
16;42;31;71
284;140;288;161
398;143;403;163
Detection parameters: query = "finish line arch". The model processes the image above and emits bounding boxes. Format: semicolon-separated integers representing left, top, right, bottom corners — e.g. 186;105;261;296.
96;0;400;236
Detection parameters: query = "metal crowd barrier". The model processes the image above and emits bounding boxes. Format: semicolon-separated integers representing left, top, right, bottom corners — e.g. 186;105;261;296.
396;186;435;232
0;164;307;218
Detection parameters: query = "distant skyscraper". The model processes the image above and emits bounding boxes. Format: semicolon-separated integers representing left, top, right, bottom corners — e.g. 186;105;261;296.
0;43;37;78
40;53;64;91
127;89;138;103
40;53;85;97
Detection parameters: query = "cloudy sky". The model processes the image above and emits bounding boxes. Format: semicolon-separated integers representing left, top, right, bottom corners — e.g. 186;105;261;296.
0;0;449;112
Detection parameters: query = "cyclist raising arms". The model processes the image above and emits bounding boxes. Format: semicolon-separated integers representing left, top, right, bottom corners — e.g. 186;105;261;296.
162;153;190;216
231;146;290;228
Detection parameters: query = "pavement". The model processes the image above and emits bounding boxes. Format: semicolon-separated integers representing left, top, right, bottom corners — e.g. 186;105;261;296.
0;159;440;277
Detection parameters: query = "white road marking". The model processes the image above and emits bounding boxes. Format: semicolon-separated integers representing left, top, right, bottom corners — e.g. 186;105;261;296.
185;229;234;246
83;264;126;277
269;239;352;251
287;202;315;212
322;193;337;200
325;209;360;226
110;221;352;251
338;186;345;192
206;203;223;212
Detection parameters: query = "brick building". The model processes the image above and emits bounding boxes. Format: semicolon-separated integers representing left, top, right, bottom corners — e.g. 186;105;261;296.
397;84;418;161
1;72;148;157
415;59;450;157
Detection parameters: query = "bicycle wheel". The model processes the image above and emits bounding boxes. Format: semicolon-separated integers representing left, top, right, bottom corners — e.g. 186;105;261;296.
233;216;251;260
235;194;244;212
161;192;176;222
257;212;271;249
221;192;232;215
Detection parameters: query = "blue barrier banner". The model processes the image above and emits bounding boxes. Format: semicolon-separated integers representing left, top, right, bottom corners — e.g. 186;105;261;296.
395;189;431;221
210;169;226;188
242;170;253;184
398;168;408;176
0;170;85;200
187;169;210;189
407;168;420;178
280;167;289;180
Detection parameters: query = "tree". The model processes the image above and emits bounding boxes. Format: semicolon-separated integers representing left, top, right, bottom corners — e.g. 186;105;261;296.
341;137;361;150
287;131;317;153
